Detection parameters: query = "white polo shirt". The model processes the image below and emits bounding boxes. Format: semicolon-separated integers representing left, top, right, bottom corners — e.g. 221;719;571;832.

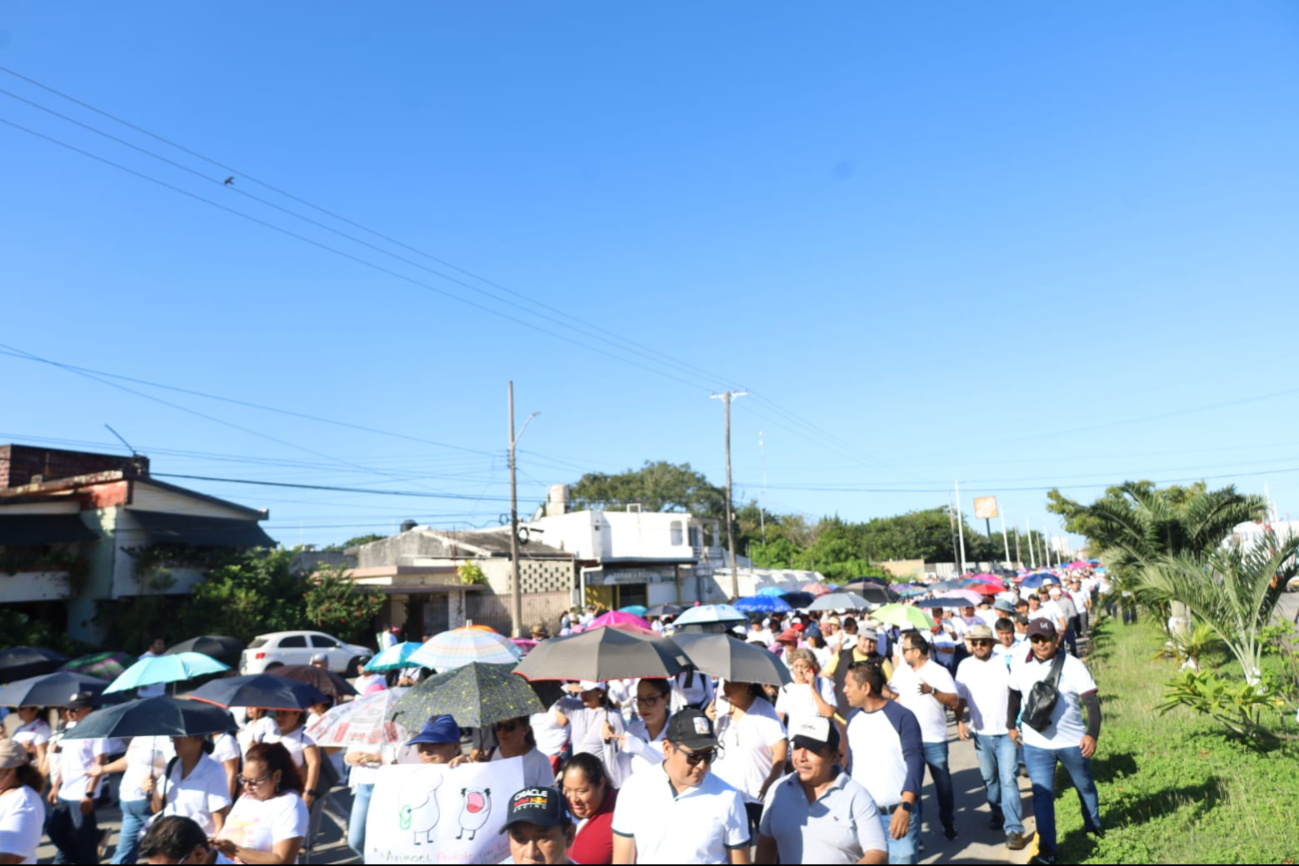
161;754;233;837
54;736;108;802
954;655;1012;735
888;659;957;744
759;768;886;865
710;699;788;804
611;763;749;864
1011;652;1098;749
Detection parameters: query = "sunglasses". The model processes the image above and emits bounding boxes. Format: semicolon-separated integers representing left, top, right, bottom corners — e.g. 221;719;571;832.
237;772;273;787
1029;636;1053;645
677;746;718;766
970;640;993;646
493;720;524;734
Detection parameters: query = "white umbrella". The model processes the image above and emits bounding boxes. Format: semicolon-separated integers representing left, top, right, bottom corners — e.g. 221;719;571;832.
304;687;411;749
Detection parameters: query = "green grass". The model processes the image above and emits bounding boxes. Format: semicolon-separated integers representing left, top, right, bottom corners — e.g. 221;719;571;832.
1056;617;1298;864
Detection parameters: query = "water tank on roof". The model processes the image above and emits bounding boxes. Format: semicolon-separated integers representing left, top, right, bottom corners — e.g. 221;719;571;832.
400;519;417;533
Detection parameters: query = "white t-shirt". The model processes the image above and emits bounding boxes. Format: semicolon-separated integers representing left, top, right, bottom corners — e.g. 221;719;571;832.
162;754;233;837
238;717;278;758
711;699;788;804
1011;653;1098;749
611;763;749;864
0;786;44;865
121;736;176;802
264;727;316;771
211;733;241;765
137;651;167;699
217;792;308;861
490;748;555;789
620;717;668;776
10;719;50;752
954;655;1012;735
774;677;836;734
889;660;957;744
531;707;568;758
55;736;109;801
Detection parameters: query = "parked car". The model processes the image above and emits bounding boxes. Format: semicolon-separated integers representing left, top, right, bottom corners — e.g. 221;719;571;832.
239;631;372;676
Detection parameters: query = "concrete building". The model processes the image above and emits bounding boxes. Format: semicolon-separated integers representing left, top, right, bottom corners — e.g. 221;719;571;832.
0;444;274;643
348;524;574;636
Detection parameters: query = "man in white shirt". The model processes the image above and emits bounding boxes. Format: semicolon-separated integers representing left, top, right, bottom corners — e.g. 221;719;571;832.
45;693;109;865
138;638;168;699
887;632;959;841
611;709;750;864
954;625;1027;851
1007;620;1103;865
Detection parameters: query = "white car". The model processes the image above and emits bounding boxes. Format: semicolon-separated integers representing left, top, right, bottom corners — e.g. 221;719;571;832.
239;631;372;676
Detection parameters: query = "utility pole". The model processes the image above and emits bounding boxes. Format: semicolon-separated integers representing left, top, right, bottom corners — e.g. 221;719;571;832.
508;382;540;639
954;480;967;574
946;491;960;571
711;390;746;600
1013;525;1023;568
999;511;1012;569
758;431;768;545
1026;518;1037;569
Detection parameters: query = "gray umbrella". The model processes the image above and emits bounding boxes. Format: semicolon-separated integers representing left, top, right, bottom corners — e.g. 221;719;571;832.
807;591;872;612
512;626;689;682
671;633;792;687
931;579;963;592
645;604;683;618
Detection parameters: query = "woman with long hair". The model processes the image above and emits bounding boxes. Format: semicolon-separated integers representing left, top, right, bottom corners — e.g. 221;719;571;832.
211;742;307;865
0;740;45;865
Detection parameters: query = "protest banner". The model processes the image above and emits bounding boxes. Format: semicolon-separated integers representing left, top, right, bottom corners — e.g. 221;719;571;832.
365;758;525;864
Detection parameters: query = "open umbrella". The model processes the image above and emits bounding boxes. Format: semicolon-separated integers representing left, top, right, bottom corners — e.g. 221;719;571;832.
896;587;929;599
1021;573;1056;590
513;626;689;682
644;604;683;619
590;611;653;631
188;674;327;712
807;592;872;612
364;642;424;673
801;582;835;597
306;687;411;748
851;586;897;607
670;633;791;687
164;636;245;660
930;580;963;593
755;586;787;597
267;665;357;702
105;652;230;694
60;652;135;681
391;662;543;729
843;577;890;590
938;590;983;607
916;598;966;610
0;646;69;682
872;604;936;631
409;627;523;671
780;592;816;610
672;604;747;627
618;605;649;617
60;696;235;740
0;671;112;708
734;596;792;615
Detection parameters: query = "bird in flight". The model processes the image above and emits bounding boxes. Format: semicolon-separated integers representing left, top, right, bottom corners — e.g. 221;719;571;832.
223;176;235;186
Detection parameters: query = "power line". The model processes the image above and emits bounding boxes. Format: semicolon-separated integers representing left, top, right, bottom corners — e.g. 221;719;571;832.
152;472;518;502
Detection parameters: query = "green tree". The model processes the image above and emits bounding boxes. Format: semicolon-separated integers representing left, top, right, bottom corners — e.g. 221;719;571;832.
302;564;386;645
569;461;728;515
178;548;305;642
324;534;384;552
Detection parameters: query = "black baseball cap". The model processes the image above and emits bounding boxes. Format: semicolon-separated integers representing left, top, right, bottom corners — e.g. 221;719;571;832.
1027;619;1058;640
665;708;719;750
500;787;572;833
67;691;97;710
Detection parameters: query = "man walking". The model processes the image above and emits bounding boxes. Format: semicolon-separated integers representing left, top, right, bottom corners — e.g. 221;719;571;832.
843;661;923;865
825;628;892;723
954;625;1027;851
1049;588;1080;656
887;632;959;841
45;692;109;865
1007;620;1103;865
756;718;886;865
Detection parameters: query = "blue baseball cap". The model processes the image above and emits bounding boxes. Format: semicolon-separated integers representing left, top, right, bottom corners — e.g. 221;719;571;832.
405;714;460;746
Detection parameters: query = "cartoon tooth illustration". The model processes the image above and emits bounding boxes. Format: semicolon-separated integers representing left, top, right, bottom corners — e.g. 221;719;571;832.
398;772;444;845
456;787;492;841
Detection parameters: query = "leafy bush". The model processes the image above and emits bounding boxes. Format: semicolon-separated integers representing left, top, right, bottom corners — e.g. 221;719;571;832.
1157;668;1292;747
302;564;386;645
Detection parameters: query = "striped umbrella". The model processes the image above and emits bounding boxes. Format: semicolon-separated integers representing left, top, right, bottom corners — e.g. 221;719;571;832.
408;627;523;672
363;642;424;673
61;652;134;681
104;652;230;694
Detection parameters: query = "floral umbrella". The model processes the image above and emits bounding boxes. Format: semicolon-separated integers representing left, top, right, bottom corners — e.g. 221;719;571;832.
389;662;543;729
61;652;135;681
306;687;411;748
408;627;523;672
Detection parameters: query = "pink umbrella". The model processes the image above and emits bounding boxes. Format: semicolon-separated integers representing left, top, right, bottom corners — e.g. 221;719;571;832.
589;610;652;631
939;589;983;606
511;638;539;656
1065;561;1089;570
802;582;834;597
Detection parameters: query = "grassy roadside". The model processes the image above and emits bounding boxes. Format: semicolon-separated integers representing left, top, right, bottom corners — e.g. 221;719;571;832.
1055;616;1298;864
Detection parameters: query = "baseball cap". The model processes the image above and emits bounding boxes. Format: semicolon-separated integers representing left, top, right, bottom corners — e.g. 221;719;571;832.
665;708;718;750
0;740;30;769
993;599;1016;613
775;628;800;644
405;714;460;746
857;628;879;641
967;624;995;640
500;787;572;833
67;691;96;710
790;717;840;753
577;680;606;692
310;653;328;664
1027;619;1058;640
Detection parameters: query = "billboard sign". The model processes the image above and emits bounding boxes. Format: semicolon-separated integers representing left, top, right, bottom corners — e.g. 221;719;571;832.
973;497;999;520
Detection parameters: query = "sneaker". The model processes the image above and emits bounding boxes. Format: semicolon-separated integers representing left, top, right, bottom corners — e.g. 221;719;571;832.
988;814;1005;831
943;824;959;841
1029;855;1056;865
1086;825;1106;839
1007;831;1028;850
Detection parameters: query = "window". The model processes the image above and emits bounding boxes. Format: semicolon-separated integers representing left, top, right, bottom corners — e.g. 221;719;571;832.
311;635;340;648
670;521;684;546
247;637;268;649
279;635;308;648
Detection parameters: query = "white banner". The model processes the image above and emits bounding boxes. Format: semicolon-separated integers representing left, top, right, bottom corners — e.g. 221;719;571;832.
364;759;525;865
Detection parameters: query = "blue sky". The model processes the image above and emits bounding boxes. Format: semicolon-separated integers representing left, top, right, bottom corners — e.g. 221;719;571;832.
3;2;1299;551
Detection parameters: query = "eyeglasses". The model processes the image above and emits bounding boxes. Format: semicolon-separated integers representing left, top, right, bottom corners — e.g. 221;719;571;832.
1029;636;1053;645
237;772;273;787
635;695;662;706
677;746;718;766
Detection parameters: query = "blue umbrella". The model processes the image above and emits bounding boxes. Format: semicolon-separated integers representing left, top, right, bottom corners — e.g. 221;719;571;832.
734;595;793;615
916;597;965;610
104;652;230;694
1020;573;1057;590
896;587;929;598
755;586;787;597
673;604;747;626
364;642;424;672
618;605;649;617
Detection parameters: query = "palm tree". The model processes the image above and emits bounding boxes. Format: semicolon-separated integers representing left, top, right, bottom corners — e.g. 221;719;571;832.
1137;532;1299;683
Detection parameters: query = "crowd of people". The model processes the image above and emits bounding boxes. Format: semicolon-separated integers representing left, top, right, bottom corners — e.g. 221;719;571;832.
0;569;1105;865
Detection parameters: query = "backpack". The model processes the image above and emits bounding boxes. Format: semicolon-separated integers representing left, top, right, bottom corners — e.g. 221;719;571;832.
1021;651;1067;733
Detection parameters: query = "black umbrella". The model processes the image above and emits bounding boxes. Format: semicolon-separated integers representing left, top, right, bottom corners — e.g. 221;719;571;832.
188;674;327;712
0;646;69;682
780;592;816;610
916;597;965;610
60;696;236;740
267;665;357;701
645;604;683;619
843;577;890;590
0;671;112;708
671;633;792;687
389;662;544;729
165;636;245;659
513;626;689;682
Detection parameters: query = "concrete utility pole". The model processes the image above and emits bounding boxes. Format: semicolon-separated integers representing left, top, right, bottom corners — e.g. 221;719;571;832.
1027;518;1037;569
954;480;967;573
1000;511;1012;569
711;390;746;600
508;381;540;639
1013;525;1023;568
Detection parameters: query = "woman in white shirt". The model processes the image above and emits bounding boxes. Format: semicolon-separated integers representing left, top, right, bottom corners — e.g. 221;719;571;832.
773;649;837;735
603;678;672;777
707;680;788;834
264;710;323;859
211;742;308;866
8;708;50;778
0;740;45;866
153;735;232;838
481;716;556;788
88;734;173;866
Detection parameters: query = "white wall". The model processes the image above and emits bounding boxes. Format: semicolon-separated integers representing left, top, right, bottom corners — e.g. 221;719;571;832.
130;483;259;519
528;510;693;561
0;572;69;603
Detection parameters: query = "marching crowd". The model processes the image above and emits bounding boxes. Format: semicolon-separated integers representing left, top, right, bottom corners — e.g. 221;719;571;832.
0;571;1105;865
